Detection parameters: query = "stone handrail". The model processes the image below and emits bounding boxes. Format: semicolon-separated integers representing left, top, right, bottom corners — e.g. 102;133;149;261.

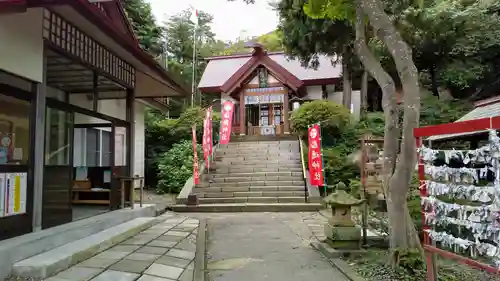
176;145;218;204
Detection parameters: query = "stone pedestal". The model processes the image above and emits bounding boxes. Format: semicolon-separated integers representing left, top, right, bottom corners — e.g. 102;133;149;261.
324;224;362;250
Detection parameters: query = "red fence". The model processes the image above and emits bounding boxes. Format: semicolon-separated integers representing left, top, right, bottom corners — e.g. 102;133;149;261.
414;117;500;280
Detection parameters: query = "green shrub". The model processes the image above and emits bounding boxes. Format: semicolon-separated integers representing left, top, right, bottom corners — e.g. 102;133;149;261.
323;147;359;187
290;100;351;146
156;140;202;194
145;106;220;189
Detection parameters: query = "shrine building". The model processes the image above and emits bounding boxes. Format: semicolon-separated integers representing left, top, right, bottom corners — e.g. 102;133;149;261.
0;1;187;242
198;44;361;136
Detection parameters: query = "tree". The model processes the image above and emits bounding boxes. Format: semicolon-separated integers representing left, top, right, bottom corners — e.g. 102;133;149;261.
276;0;356;109
122;0;164;57
163;9;225;105
306;0;423;263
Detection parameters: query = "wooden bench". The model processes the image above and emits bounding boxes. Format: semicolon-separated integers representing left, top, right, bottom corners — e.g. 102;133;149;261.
72;188;110;205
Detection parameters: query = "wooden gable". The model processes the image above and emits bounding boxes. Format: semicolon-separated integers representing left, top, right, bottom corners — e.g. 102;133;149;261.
100;1;139;45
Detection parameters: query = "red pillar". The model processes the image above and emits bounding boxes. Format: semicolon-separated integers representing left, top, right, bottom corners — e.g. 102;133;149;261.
239;92;245;135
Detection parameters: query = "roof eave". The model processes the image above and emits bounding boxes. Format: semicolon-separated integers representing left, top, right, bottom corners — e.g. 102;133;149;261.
65;0;189;97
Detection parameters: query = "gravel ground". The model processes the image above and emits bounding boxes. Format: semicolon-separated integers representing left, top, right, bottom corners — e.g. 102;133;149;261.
3;277;42;281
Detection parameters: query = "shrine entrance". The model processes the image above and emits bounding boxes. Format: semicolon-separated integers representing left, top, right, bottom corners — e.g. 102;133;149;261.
246;103;284;136
242;87;288;136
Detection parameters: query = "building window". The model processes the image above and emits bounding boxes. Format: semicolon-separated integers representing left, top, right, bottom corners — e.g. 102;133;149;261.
74;128;116;167
45;107;71;165
0;94;30;166
0;92;30;218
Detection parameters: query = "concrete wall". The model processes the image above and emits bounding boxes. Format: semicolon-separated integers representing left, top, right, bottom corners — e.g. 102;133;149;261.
0;8;44;83
304;85;361;120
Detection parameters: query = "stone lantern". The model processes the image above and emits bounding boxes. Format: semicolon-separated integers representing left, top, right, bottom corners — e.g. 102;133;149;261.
323;182;365;250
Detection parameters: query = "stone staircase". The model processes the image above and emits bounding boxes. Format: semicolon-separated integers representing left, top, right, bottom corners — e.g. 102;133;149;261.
173;139;322;212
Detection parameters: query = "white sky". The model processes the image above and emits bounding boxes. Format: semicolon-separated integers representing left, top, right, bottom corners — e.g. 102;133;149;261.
147;0;279;41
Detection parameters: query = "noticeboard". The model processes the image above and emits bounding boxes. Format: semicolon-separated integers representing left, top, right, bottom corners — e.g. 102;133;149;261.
0;172;27;217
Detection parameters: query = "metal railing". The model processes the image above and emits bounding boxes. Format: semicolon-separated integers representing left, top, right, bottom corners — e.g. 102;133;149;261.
298;136;309;203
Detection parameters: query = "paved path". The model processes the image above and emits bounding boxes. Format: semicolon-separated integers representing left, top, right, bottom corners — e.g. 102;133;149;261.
198;213;349;281
45;214;198;281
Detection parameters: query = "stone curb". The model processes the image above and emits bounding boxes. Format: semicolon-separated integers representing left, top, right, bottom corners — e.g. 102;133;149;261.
194;219;207;281
310;241;366;281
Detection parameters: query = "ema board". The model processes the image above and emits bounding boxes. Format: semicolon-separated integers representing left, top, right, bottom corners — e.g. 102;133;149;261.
0;173;27;217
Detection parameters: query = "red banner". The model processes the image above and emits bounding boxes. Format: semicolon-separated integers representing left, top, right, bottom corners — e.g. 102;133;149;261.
202;107;213;168
192;125;199;185
308;124;324;186
219;101;235;145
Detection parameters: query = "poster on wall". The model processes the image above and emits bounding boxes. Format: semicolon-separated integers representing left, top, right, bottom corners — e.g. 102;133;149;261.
0;133;12;164
3;172;27;216
0;174;5;217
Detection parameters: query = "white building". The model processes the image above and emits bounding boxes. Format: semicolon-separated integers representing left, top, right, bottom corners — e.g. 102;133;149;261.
0;2;188;240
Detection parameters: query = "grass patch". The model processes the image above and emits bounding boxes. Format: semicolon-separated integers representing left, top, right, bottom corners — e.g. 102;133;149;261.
342;249;500;281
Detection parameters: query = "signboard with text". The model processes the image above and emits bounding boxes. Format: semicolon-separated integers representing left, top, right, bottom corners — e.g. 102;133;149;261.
244;94;284;105
219;101;235;145
308;124;324;186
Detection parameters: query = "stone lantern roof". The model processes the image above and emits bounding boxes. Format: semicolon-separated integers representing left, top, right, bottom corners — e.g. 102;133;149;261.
323;183;365;207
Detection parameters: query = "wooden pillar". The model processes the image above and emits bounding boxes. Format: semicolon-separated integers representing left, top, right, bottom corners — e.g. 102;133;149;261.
32;49;47;232
239;92;245;135
283;92;290;134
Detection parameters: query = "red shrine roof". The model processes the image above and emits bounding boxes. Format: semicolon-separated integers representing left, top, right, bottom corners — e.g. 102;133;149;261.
198;45;342;93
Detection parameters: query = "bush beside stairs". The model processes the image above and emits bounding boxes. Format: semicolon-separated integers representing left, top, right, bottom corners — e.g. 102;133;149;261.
172;138;323;212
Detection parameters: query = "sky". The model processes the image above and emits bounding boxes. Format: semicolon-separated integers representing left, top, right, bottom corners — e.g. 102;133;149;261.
147;0;279;42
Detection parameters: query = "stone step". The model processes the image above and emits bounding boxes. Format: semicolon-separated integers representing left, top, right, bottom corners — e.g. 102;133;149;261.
195;190;307;198
193;186;306;193
210;171;303;178
197;180;304;188
171;203;323;212
223;141;298;146
216;156;301;161
212;167;303;173
11;217;162;278
206;175;302;183
198;196;307;204
213;163;302;169
218;152;299;157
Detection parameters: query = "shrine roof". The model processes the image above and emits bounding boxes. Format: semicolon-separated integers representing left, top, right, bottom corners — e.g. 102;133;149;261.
198;50;341;91
428;96;500;141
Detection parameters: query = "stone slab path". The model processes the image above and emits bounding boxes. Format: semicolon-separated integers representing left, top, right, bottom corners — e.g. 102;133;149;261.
45;214;199;281
194;212;349;281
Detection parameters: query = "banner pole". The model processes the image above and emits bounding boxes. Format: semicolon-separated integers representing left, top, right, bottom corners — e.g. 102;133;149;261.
318;122;327;195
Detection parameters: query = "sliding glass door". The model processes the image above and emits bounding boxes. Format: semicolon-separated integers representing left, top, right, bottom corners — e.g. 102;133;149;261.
43;105;73;229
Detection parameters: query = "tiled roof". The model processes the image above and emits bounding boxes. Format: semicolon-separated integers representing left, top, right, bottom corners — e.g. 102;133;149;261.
428;98;500;140
198;53;341;89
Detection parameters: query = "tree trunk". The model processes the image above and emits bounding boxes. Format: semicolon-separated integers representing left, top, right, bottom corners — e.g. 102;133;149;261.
354;4;398;186
342;46;352;109
360;70;369;119
429;65;439;97
357;0;422;256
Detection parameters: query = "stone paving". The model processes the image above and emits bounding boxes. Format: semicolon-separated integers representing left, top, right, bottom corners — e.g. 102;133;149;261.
44;215;199;281
196;212;350;281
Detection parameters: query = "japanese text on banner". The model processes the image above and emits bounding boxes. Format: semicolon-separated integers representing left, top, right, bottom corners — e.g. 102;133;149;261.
308;124;324;186
219;101;235;145
192;126;199;185
202;107;213;169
